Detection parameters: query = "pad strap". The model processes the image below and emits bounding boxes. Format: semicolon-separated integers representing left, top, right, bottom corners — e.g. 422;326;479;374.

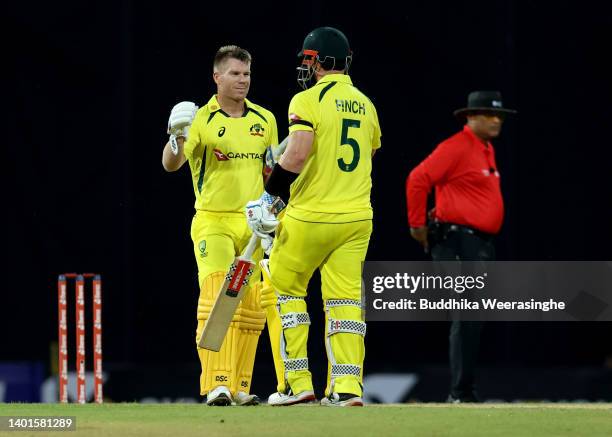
326;299;362;309
284;357;309;372
327;318;367;337
331;363;361;377
281;312;311;329
277;295;305;305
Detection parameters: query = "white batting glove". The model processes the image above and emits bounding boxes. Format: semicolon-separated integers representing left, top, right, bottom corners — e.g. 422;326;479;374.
245;192;285;238
264;137;289;169
264;146;276;170
167;101;198;155
261;234;274;256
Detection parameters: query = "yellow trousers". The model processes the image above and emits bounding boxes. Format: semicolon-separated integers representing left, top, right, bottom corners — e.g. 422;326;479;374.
267;214;371;396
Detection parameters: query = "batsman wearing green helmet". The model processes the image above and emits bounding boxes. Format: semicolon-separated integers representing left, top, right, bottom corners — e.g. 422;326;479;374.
246;27;382;406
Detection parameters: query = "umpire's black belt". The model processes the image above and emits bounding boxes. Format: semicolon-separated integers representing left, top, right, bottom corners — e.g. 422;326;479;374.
439;223;495;241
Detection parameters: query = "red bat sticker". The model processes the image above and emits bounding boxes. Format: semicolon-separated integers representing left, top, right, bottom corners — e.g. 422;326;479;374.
226;260;252;297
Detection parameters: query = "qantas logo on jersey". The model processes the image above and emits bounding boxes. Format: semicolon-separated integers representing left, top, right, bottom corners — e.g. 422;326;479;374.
213;148;264;161
213;149;229;161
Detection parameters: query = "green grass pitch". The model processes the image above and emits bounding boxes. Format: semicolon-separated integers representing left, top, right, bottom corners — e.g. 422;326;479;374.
1;403;610;437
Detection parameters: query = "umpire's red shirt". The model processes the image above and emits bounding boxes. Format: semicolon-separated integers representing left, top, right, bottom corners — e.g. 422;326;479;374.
406;125;504;235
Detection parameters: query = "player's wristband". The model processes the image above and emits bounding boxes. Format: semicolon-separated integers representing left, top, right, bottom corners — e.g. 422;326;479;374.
265;163;299;204
261;191;286;215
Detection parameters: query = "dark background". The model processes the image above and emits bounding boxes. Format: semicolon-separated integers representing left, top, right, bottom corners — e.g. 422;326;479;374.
4;0;612;400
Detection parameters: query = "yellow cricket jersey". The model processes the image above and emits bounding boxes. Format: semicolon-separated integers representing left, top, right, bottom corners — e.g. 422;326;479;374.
183;95;278;212
286;74;382;223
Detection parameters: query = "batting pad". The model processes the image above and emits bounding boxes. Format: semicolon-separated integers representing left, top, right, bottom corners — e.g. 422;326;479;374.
233;281;265;395
324;299;365;397
260;260;287;392
259;260;277;309
277;295;314;394
196;271;240;396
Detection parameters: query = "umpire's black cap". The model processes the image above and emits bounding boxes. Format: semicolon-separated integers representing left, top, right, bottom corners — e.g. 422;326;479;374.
454;91;517;119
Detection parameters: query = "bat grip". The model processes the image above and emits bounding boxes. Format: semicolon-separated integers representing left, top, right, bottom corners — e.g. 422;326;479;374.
242;233;260;261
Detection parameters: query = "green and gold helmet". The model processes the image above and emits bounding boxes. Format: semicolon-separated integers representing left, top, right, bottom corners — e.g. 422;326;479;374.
297;27;352;89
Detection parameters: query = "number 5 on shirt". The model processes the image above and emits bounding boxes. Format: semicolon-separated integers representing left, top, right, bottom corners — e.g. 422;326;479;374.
338;118;361;172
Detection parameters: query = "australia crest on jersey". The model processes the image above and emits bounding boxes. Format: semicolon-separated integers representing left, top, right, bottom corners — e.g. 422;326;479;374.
249;123;265;137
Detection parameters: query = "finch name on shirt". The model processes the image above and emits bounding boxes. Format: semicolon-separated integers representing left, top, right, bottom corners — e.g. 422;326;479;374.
335;99;366;115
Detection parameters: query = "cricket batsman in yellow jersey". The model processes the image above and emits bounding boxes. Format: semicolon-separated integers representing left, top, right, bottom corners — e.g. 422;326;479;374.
246;27;381;406
162;45;278;406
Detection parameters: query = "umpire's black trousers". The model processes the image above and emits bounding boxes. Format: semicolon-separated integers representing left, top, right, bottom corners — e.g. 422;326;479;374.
431;229;495;400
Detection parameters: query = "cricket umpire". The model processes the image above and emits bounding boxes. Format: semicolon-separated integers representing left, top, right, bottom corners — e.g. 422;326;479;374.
406;90;516;402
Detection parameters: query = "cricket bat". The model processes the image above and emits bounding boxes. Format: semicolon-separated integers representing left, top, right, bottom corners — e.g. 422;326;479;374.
198;138;288;351
198;233;260;351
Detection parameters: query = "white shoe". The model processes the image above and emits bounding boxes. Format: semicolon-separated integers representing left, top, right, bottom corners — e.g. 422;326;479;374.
206;386;232;406
267;390;316;406
320;392;363;407
235;391;260;406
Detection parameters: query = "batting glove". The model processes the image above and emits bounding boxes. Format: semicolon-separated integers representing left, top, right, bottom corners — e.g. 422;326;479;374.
167;101;198;155
261;233;274;256
245;192;285;238
264;146;277;170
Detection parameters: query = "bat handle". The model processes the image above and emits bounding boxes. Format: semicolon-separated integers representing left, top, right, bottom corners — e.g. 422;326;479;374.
271;136;289;161
242;233;260;261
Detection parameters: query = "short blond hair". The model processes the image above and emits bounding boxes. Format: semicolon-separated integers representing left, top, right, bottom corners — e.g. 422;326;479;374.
213;45;251;72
